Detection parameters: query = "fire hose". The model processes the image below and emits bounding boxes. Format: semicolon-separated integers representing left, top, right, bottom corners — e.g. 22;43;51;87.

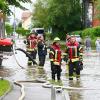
13;47;37;69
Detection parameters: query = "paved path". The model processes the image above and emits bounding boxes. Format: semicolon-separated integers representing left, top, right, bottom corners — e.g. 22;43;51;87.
24;83;51;100
2;85;20;100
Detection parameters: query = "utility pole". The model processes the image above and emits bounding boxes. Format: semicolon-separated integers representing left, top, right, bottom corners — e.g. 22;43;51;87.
13;5;16;37
0;11;5;38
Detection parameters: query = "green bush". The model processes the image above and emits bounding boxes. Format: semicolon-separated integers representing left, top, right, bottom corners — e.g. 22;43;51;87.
45;32;52;40
5;24;13;35
93;26;100;37
69;27;100;49
82;26;100;38
16;28;30;36
82;28;95;38
46;27;100;49
70;30;82;35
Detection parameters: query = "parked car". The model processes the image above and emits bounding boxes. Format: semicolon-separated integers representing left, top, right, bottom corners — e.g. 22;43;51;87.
31;28;45;40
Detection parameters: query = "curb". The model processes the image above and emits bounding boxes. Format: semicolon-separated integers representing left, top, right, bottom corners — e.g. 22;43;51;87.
0;79;13;100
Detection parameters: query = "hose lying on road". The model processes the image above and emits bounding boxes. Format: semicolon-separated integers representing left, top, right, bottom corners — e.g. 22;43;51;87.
42;83;100;90
14;82;25;100
13;48;25;69
14;80;47;100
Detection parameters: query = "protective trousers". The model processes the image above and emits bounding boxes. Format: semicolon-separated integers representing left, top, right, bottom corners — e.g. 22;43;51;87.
51;63;61;80
68;61;80;80
39;55;46;67
28;50;37;65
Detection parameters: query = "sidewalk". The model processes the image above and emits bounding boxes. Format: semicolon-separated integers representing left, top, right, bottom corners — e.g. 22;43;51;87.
1;84;20;100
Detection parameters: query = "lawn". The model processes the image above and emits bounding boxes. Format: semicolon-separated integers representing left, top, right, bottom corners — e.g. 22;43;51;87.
0;79;11;96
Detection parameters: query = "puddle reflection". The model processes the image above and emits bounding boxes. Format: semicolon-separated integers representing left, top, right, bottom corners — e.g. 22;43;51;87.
68;80;83;100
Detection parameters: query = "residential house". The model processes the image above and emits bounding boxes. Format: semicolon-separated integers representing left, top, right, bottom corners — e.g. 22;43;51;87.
21;10;32;29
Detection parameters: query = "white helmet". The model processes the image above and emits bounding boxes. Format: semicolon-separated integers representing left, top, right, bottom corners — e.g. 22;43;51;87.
54;37;60;41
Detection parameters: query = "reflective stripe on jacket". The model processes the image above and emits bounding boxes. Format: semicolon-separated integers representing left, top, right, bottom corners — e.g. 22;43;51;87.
49;44;62;65
66;41;83;62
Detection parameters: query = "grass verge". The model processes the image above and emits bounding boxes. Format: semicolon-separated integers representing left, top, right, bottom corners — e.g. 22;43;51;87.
0;79;11;96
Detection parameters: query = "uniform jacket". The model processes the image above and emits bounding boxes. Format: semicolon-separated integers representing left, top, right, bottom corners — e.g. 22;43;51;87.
49;43;62;65
27;35;37;51
37;41;47;56
65;41;83;62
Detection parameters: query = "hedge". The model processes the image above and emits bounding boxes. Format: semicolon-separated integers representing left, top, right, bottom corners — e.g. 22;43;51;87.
82;26;100;38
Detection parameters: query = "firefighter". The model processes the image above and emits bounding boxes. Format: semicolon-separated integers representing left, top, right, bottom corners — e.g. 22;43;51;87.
26;32;37;66
49;37;62;81
66;34;71;43
37;36;47;67
65;36;83;80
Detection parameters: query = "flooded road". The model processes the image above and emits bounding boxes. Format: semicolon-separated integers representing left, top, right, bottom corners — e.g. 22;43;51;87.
0;39;100;100
62;53;100;100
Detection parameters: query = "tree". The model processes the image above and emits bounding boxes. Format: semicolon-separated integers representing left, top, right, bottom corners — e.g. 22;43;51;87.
5;23;13;35
94;0;100;19
0;0;32;38
48;0;81;32
32;0;48;28
32;0;82;39
0;0;32;15
16;27;30;36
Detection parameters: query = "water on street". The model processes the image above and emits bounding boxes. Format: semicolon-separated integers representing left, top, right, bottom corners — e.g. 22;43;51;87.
0;39;100;100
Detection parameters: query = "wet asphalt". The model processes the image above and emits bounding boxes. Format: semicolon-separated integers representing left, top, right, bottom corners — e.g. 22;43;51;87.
0;39;100;100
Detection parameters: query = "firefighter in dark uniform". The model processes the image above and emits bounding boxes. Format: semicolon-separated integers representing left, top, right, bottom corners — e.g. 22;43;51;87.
65;36;83;80
26;32;37;66
37;36;47;67
49;37;62;81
